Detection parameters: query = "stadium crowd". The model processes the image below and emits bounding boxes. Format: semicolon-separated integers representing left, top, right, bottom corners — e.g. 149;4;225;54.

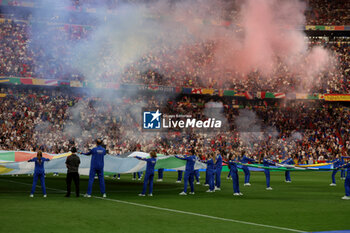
305;0;350;26
0;0;349;164
67;0;350;26
0;14;349;94
0;86;349;164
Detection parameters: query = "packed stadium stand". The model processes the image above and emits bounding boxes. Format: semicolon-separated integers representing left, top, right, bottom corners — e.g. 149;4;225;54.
0;85;349;163
0;0;349;162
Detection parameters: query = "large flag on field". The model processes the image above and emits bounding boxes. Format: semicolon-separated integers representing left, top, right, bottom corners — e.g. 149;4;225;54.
0;151;206;175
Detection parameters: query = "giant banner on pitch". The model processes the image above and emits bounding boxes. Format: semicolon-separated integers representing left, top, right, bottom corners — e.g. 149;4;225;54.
0;151;206;175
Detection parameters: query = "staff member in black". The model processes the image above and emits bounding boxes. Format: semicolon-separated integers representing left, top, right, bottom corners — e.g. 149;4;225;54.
65;147;81;197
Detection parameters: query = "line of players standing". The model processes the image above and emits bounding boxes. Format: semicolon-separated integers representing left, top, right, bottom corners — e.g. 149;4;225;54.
27;140;350;200
159;150;350;200
172;150;295;196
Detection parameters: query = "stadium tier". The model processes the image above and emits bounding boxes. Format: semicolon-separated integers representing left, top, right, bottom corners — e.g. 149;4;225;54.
0;0;349;94
0;85;349;161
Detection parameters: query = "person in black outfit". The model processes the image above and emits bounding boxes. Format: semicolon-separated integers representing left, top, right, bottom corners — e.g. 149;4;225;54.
65;147;81;197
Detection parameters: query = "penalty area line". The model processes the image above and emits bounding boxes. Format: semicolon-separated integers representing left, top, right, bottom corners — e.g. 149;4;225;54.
0;178;305;233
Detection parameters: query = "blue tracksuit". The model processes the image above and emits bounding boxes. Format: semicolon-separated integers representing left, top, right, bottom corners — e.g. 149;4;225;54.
177;170;183;181
194;156;200;182
330;159;342;184
136;157;157;194
240;156;255;184
204;158;216;191
176;155;196;193
228;159;240;193
340;158;346;179
28;157;50;195
205;169;209;184
158;168;164;179
84;146;106;195
215;154;223;188
263;159;275;188
339;163;350;196
227;169;231;179
281;158;294;182
194;170;200;182
133;172;143;179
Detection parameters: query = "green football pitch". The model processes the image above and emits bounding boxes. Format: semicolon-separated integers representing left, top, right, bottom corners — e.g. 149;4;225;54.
0;171;348;233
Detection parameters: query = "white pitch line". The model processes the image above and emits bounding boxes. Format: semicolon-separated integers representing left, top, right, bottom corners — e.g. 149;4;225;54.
0;178;305;233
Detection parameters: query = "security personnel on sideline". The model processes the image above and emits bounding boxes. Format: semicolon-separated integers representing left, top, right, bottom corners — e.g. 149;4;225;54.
65;147;80;197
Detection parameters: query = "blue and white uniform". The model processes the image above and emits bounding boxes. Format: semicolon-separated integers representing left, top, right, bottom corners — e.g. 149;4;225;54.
240;155;255;184
281;157;294;182
203;158;216;191
84;145;106;195
338;162;350;197
175;155;196;193
28;157;50;195
194;169;200;183
340;157;346;179
177;170;183;182
133;172;143;180
205;167;209;185
158;168;164;180
136;156;157;195
194;156;200;183
227;159;240;194
263;158;275;188
215;154;223;189
330;158;342;184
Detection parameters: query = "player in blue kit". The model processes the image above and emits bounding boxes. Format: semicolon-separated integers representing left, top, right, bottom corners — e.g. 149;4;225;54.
194;169;200;184
176;149;196;195
340;157;346;180
239;151;255;186
157;168;164;182
329;155;342;186
133;172;143;180
136;151;157;196
204;167;209;186
176;170;183;183
214;151;223;191
224;153;242;196
281;155;294;183
202;153;216;193
262;154;276;190
337;159;350;200
28;151;50;197
83;139;107;198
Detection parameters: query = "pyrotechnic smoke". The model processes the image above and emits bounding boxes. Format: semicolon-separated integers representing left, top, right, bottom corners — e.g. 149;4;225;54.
203;101;229;132
235;109;279;151
22;0;337;151
235;109;263;148
25;0;336;89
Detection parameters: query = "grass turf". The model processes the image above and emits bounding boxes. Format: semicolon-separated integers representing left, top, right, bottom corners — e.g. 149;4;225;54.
0;171;349;233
